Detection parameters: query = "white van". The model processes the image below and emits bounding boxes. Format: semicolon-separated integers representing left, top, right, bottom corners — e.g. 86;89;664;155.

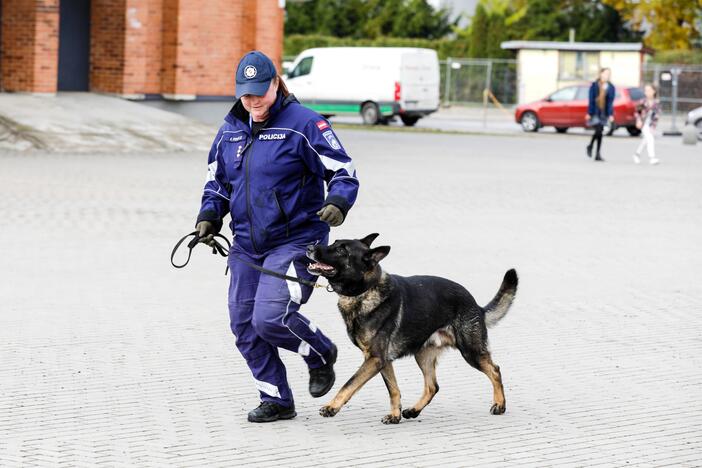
284;47;440;126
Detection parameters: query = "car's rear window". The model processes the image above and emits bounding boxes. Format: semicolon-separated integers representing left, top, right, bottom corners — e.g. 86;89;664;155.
628;88;645;100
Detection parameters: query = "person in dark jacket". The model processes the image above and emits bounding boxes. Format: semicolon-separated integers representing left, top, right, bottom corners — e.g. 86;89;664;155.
195;51;359;423
586;68;615;162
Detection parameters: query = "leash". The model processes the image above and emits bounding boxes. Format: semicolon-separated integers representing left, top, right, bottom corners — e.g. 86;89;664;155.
170;231;333;291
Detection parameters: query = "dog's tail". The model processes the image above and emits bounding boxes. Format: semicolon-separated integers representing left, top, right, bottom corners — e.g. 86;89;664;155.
483;269;518;328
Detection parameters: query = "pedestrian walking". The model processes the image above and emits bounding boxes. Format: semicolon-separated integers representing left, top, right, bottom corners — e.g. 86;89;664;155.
195;51;359;423
633;84;661;165
586;68;615;162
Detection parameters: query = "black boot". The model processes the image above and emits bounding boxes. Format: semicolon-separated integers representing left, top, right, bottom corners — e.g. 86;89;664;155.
594;153;605;162
309;344;337;398
586;145;593;158
247;401;296;423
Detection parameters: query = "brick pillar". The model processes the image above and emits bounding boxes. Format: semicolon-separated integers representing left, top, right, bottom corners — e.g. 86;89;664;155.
254;0;284;72
161;0;201;98
122;0;149;96
0;0;59;93
90;0;127;94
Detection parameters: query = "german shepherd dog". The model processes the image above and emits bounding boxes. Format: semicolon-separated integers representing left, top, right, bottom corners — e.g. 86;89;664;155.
306;233;518;424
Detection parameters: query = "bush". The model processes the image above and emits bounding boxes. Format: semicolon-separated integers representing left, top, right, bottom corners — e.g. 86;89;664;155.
650;49;702;65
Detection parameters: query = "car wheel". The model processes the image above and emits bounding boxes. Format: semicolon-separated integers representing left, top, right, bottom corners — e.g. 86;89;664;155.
555;127;568;133
696;119;702;141
361;102;380;125
400;115;420;126
626;126;641;137
520;111;539;132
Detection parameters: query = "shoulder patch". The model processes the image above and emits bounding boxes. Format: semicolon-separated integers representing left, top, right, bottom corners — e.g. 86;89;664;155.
316;120;330;131
322;130;341;150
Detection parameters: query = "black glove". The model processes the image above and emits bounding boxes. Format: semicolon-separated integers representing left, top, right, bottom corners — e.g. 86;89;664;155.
196;221;218;247
317;204;344;227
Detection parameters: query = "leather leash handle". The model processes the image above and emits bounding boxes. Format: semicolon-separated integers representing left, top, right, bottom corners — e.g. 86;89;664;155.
170;231;231;269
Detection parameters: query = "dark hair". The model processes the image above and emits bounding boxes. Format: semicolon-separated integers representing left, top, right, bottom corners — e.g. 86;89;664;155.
646;83;658;98
277;76;290;97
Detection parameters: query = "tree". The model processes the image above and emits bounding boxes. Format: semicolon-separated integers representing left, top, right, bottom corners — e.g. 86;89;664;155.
507;0;640;43
285;0;455;40
603;0;702;50
468;3;489;57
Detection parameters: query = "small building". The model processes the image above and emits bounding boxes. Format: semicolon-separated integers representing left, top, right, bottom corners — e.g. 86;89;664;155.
0;0;284;99
501;41;653;104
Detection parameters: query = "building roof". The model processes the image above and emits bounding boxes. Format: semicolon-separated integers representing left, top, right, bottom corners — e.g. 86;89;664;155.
501;41;650;53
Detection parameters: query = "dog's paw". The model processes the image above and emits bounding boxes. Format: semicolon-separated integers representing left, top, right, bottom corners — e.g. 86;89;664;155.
490;403;506;415
381;414;401;424
402;408;421;419
319;405;339;417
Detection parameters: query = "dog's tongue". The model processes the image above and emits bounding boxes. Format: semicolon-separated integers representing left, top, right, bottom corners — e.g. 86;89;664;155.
310;262;334;271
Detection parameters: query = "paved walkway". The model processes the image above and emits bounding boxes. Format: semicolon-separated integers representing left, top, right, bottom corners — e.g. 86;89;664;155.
1;129;701;466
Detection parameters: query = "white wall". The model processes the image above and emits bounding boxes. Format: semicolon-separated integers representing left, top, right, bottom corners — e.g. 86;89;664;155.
517;49;644;103
517;49;559;103
600;51;642;87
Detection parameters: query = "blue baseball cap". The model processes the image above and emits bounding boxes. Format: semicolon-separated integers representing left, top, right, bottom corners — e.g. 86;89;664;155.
235;51;277;99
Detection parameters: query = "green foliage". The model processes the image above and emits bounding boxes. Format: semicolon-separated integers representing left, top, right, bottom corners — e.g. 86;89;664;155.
285;0;455;40
650;49;702;65
283;35;469;60
468;3;488;58
507;0;641;43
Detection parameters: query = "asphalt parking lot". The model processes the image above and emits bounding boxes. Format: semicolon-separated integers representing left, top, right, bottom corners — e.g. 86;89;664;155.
1;129;701;466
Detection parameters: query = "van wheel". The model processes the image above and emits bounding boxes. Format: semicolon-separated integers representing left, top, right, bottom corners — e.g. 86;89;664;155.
361;102;380;125
400;115;420;126
555;127;568;133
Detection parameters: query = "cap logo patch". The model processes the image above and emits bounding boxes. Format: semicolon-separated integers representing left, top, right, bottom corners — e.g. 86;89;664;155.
244;65;257;79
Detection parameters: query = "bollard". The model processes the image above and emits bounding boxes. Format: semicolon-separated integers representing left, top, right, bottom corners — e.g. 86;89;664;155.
682;124;698;145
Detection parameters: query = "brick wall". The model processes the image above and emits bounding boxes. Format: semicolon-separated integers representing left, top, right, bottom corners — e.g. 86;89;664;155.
1;0;283;96
1;0;59;93
90;0;126;94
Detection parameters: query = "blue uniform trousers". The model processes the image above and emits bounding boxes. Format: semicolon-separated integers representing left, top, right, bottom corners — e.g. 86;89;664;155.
227;238;334;407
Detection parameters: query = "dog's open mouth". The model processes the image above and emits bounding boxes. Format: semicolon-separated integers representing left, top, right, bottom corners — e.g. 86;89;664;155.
307;261;337;277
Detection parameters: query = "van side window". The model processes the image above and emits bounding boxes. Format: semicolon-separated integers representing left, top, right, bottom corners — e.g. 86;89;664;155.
290;57;313;79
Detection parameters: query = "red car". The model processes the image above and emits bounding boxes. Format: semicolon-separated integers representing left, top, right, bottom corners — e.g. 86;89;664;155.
515;84;645;136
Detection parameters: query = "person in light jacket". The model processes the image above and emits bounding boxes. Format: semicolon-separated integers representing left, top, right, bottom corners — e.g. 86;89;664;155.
633;84;661;165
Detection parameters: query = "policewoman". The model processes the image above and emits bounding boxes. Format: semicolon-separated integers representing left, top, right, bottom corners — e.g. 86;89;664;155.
195;51;359;422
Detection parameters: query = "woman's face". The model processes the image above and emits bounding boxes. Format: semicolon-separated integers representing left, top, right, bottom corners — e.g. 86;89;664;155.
644;85;656;100
600;69;611;82
241;78;279;122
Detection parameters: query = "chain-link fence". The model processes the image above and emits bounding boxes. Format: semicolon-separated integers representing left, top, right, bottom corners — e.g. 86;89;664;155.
642;63;702;114
440;58;518;107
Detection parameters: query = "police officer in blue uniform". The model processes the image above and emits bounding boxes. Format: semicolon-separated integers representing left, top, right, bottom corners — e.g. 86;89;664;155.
195;51;359;423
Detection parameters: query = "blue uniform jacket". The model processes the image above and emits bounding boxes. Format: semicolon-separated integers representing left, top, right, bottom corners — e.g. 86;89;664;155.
588;81;616;118
197;93;359;254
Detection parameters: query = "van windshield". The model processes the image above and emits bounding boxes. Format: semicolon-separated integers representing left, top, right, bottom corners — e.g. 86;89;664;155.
290;57;313;79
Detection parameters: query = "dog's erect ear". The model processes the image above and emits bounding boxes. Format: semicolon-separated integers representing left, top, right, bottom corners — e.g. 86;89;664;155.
359;233;380;247
369;246;390;264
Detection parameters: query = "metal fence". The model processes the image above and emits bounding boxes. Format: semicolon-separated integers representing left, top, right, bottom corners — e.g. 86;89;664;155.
285;54;702;118
642;63;702;114
440;58;518;107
